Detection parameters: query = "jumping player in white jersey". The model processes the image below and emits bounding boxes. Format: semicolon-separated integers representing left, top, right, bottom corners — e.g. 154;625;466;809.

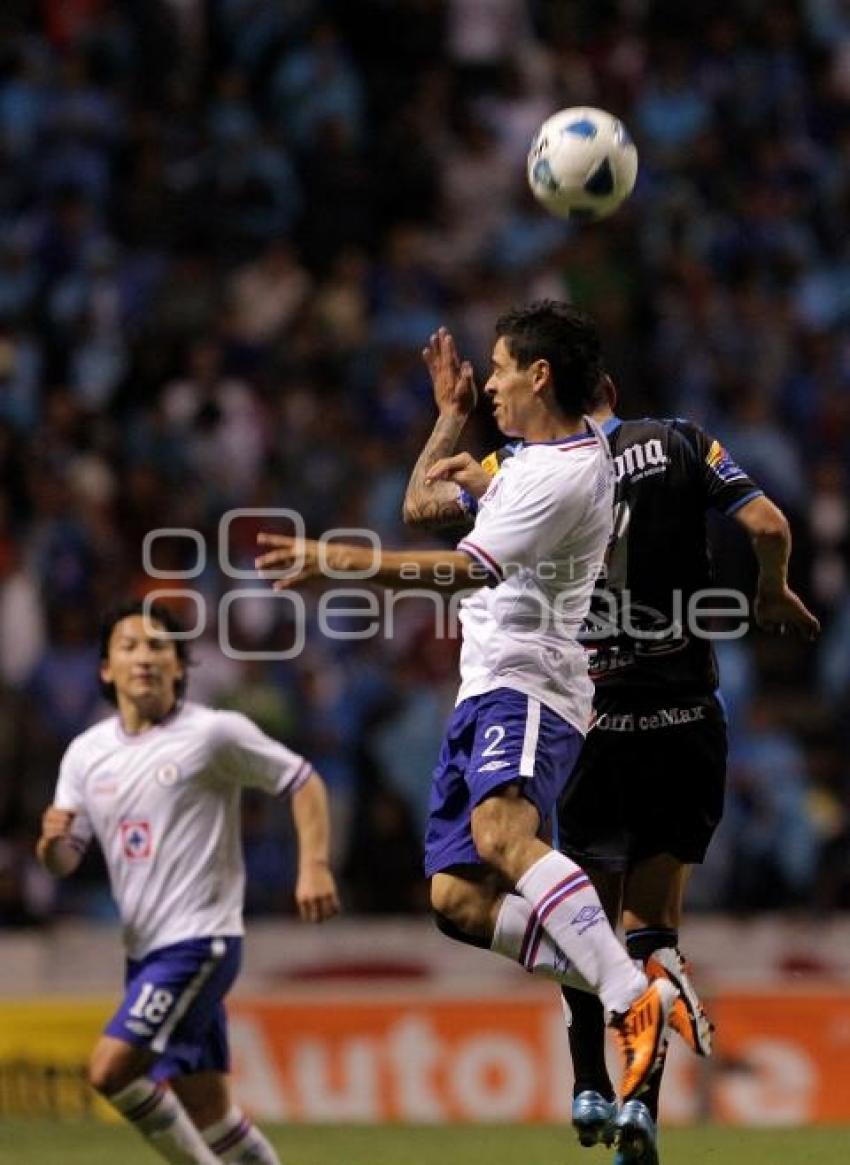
36;600;340;1165
404;335;820;1162
255;302;679;1102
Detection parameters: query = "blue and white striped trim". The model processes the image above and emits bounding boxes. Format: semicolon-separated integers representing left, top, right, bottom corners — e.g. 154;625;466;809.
276;757;314;798
457;487;480;517
526;428;597;448
291;758;314;791
150;937;226;1054
458;538;504;582
723;488;763;516
519;697;541;778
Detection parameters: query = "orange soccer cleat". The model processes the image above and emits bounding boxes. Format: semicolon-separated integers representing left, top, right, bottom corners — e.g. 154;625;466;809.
609;978;678;1102
647;946;714;1057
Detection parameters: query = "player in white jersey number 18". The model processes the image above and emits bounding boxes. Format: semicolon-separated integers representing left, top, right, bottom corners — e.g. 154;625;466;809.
37;600;340;1165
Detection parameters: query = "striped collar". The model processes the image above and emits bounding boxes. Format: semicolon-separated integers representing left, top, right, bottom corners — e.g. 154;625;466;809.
524;425;596;448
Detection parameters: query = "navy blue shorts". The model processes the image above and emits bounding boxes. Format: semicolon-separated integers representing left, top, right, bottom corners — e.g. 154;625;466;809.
424;688;584;877
558;694;727;870
105;936;241;1080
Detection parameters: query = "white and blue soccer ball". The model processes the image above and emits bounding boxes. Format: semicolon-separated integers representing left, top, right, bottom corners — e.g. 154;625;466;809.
527;106;638;221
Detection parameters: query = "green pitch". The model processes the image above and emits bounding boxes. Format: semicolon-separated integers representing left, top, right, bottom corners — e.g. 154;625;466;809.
0;1122;846;1164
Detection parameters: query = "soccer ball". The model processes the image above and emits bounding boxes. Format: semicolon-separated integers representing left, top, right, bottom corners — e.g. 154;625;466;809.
527;106;638;221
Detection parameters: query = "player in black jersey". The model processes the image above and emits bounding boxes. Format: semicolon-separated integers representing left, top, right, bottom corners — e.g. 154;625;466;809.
553;379;817;1162
404;324;819;1164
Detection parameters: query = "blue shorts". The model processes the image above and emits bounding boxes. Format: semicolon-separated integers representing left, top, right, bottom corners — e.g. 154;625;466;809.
105;936;242;1081
424;688;584;877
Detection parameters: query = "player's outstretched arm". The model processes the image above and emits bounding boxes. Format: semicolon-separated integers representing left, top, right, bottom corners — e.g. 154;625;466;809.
290;772;341;923
256;533;489;593
733;495;820;639
403;328;479;530
36;806;85;877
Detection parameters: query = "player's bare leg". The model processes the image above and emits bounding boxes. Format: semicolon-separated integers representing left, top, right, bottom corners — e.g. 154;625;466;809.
474;788;677;1100
174;1071;281;1164
434;787;676;1099
432;867;597;987
88;1036;219;1164
470;788;648;1003
624;855;713;1058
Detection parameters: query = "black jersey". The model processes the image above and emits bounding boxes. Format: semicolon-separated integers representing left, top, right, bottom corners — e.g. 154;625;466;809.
584;416;761;698
470;418;762;700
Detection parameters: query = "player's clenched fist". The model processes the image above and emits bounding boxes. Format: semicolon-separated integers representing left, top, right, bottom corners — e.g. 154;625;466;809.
40;806;76;841
295;861;341;923
36;806;82;876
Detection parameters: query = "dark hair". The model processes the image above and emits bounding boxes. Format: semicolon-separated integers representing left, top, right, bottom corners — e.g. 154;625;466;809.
588;372;617;412
494;300;604;417
98;599;190;705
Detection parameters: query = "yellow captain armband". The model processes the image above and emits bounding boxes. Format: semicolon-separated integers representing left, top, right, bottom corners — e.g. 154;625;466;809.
481;444;519;479
480;451;501;478
479;449;500;477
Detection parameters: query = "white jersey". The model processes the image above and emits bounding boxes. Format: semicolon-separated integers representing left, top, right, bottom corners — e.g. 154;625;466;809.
457;422;614;731
53;701;312;958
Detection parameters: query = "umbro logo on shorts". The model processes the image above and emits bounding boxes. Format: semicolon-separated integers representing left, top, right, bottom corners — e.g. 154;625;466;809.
125;1019;153;1037
478;760;512;773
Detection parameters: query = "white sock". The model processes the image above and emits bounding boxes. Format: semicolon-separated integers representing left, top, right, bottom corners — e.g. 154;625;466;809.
108;1078;220;1164
491;892;593;990
202;1106;281;1164
516;851;646;1015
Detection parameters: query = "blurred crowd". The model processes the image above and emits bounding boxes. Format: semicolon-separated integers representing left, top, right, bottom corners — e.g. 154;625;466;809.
1;0;849;926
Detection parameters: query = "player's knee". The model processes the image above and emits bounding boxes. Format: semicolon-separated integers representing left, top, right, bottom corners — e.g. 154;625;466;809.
87;1045;144;1097
88;1055;130;1097
432;910;491;950
430;878;489;937
430;877;460;920
470;811;509;871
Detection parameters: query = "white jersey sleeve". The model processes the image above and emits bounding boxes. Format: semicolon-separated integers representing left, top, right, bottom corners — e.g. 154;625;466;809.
457;456;585;580
212;710;313;796
53;740;94;853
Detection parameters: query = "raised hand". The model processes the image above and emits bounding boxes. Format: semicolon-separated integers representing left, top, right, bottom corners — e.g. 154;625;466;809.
421;327;478;418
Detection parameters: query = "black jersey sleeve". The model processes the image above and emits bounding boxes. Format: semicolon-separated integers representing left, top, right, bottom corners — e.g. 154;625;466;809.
673;420;763;515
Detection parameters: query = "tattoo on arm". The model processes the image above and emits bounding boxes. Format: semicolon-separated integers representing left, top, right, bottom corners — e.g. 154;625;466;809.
403;416;470;529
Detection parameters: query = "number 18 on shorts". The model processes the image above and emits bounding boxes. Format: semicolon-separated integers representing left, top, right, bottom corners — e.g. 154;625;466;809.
106;936;241;1078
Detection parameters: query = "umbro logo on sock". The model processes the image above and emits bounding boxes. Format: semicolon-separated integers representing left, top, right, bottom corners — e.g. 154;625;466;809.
571;904;604;935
